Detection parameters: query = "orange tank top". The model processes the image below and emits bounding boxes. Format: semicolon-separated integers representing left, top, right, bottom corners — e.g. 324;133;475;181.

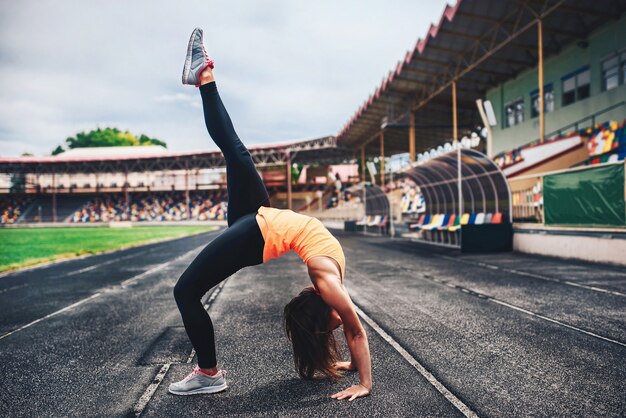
255;206;346;281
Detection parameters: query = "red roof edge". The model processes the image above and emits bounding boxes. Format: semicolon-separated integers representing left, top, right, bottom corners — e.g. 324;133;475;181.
337;0;463;141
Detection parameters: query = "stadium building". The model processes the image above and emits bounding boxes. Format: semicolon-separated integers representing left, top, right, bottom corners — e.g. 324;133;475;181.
335;0;626;264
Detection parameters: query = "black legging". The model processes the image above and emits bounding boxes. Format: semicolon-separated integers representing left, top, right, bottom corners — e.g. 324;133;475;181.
173;82;270;368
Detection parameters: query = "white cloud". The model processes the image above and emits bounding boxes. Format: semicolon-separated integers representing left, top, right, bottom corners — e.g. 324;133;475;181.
0;0;450;156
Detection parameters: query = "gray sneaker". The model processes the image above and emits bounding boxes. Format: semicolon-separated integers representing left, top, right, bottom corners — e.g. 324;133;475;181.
168;367;228;395
182;27;214;86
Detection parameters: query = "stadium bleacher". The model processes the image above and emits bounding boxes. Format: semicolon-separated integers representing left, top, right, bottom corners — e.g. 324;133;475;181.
0;195;34;224
493;118;626;172
19;195;92;223
70;191;228;223
585;119;626;164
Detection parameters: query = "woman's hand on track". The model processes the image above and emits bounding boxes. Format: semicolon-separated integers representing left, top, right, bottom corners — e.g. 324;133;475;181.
334;361;355;371
331;384;371;401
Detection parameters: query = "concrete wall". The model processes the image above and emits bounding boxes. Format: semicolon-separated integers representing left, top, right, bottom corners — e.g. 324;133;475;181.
513;230;626;267
486;15;626;154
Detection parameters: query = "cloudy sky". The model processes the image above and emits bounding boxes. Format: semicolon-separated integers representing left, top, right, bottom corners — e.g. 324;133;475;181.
0;0;450;157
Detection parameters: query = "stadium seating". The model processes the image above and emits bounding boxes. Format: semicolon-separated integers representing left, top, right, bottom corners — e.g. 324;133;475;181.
0;195;34;224
405;211;509;246
584;119;626;164
69;191;228;223
409;213;430;231
354;213;388;235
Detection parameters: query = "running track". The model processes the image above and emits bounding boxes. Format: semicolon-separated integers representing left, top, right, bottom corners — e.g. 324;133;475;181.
0;228;625;417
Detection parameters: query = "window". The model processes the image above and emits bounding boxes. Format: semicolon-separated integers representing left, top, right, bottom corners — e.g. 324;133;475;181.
562;67;590;106
602;55;619;91
602;49;626;91
530;84;554;118
504;98;524;128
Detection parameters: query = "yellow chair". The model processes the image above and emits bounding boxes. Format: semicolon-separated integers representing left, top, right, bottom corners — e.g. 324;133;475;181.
448;213;469;232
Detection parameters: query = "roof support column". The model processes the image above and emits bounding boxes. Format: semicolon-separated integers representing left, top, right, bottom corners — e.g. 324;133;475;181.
184;167;190;219
452;80;458;142
379;130;385;187
453;80;462;220
538;19;545;144
124;171;129;220
360;147;366;182
409;112;416;162
52;172;57;223
286;152;292;210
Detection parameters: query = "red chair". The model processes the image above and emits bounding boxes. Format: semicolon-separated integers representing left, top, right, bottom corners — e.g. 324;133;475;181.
491;212;503;224
409;214;425;230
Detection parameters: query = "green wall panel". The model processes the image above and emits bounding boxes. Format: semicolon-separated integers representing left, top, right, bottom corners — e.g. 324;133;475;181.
544;163;625;227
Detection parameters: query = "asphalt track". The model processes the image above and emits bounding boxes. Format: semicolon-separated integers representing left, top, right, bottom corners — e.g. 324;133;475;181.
0;228;625;417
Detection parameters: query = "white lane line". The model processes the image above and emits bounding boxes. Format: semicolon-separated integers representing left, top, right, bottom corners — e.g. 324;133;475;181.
133;278;229;417
0;283;28;294
417;274;626;349
489;298;626;349
438;255;626;298
61;251;152;278
0;293;102;341
0;245;205;341
133;363;171;417
354;304;479;418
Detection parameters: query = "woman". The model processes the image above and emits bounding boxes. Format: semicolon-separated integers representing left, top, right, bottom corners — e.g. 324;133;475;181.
170;28;371;402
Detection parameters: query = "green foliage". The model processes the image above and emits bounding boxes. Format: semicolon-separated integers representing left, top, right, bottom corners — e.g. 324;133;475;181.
291;163;304;184
52;127;167;155
51;145;65;155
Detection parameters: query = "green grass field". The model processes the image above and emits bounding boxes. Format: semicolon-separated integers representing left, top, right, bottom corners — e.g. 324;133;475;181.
0;225;217;273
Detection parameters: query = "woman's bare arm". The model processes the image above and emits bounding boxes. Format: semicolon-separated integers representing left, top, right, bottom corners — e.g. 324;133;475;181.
308;257;372;401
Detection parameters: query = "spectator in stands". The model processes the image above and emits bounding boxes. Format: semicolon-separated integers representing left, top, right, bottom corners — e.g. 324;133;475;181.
70;191;229;223
0;195;33;224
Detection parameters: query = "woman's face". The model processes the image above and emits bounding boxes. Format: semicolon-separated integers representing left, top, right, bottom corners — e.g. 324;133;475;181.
328;308;343;331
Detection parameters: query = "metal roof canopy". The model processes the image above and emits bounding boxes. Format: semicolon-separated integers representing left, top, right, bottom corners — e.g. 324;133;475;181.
347;182;391;216
337;0;626;157
403;149;511;221
0;136;354;175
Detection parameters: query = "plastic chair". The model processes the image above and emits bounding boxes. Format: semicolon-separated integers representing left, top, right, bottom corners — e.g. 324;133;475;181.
422;214;441;230
474;213;485;225
491;212;503;224
440;213;456;229
484;213;493;224
468;213;477;225
409;214;425;230
448;213;468;232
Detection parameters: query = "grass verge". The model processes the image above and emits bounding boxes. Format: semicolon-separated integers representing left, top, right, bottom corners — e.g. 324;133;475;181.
0;225;217;273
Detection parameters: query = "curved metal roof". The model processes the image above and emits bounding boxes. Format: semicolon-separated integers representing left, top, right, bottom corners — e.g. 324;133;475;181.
403;148;511;220
347;182;390;216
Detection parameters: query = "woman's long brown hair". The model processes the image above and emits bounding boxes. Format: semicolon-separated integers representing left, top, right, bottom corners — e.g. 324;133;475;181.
284;286;341;380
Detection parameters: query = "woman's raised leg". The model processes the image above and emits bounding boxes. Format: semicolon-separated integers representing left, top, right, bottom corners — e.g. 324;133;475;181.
198;70;270;226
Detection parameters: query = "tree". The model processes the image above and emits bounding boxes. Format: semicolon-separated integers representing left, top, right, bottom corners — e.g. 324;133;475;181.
51;145;64;155
52;127;167;155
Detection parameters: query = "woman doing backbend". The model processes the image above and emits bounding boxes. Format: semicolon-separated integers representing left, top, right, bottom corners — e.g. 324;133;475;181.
169;28;371;402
